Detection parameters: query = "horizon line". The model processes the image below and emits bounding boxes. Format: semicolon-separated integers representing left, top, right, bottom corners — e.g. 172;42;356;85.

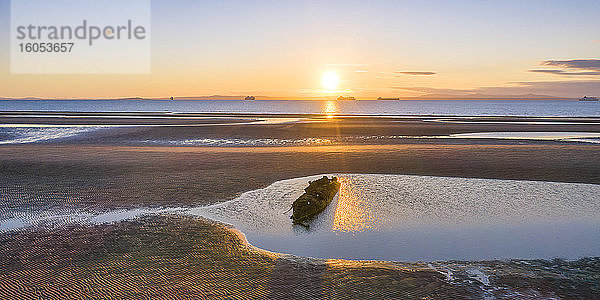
0;95;580;101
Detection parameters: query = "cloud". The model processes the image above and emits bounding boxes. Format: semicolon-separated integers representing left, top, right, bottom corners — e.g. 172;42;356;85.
396;71;436;76
529;69;564;74
542;59;600;71
531;59;600;76
529;69;600;76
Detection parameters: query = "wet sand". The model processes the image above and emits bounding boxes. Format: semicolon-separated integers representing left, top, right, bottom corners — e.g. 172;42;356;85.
1;115;600;298
2;215;597;299
2;113;600;138
1;143;600;212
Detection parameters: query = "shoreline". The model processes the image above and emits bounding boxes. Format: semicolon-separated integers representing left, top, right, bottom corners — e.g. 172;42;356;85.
1;212;597;298
2;112;600;147
202;217;600;263
2;110;600;119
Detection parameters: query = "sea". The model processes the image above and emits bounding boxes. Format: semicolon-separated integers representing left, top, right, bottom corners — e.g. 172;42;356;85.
1;99;599;116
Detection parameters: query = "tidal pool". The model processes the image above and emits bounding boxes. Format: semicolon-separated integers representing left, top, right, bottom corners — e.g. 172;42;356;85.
188;174;600;262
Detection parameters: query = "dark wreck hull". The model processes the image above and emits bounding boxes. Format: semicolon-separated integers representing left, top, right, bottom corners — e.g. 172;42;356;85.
291;176;341;225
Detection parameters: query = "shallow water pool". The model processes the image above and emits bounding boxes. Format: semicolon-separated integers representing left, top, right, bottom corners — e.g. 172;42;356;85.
188;174;600;262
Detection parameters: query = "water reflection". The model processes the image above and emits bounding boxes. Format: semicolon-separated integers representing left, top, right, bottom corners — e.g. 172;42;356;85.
322;101;337;118
332;177;370;232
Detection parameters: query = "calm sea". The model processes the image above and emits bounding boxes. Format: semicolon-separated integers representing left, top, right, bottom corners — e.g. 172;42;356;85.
0;99;599;117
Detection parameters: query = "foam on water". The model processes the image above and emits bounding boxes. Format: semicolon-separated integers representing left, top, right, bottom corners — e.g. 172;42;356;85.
0;118;306;145
449;131;600;143
137;132;600;146
0;126;108;144
353;132;600;144
0;207;185;233
141;137;332;146
186;174;600;261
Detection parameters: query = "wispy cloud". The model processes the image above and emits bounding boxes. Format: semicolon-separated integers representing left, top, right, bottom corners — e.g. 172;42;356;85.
529;69;564;74
396;71;436;76
529;69;600;76
542;59;600;71
530;59;600;76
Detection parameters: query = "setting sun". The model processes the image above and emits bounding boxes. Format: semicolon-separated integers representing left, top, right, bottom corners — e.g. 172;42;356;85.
321;71;340;90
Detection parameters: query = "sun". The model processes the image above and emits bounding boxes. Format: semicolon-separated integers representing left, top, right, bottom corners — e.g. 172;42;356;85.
321;71;340;90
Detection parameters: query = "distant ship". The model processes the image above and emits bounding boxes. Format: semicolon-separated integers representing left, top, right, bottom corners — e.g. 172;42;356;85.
244;96;256;100
377;97;400;100
579;96;599;101
337;96;356;101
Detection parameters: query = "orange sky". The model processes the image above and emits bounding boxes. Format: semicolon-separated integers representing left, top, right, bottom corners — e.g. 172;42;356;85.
1;0;599;99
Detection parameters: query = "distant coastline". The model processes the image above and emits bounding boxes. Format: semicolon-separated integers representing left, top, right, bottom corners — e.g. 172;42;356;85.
0;95;578;101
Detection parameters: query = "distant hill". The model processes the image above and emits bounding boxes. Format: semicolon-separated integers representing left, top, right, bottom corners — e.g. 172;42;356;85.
163;95;323;100
0;97;43;100
409;93;575;100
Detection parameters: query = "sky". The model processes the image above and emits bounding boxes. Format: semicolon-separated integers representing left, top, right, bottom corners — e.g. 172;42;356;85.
0;0;599;99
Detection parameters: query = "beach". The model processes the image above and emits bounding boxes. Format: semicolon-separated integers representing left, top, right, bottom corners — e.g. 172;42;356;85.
1;113;600;298
4;0;600;297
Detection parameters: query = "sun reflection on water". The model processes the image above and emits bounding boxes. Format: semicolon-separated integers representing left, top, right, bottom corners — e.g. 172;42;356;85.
332;176;373;232
322;101;337;118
